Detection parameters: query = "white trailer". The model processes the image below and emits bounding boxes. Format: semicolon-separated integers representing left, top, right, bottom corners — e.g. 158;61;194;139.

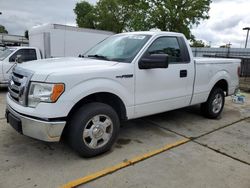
0;24;114;86
29;24;114;58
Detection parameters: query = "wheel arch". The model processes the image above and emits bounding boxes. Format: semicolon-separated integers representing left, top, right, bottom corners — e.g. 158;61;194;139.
211;79;229;96
66;92;127;122
61;92;127;141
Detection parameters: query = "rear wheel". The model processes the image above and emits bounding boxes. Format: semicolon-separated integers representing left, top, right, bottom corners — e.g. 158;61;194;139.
201;88;225;119
68;102;120;157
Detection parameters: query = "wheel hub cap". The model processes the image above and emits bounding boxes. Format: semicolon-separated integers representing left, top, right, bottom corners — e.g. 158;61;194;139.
82;115;113;149
212;94;223;114
92;125;104;138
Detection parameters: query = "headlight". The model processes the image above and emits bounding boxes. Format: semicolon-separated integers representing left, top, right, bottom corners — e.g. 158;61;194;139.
28;82;65;108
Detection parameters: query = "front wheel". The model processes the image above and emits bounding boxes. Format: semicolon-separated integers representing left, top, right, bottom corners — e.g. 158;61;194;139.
201;88;225;119
68;102;120;157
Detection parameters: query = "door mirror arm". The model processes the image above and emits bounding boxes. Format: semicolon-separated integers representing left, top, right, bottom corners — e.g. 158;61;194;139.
15;55;23;63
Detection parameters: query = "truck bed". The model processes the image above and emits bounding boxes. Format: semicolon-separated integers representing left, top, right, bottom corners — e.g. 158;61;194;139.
191;57;241;105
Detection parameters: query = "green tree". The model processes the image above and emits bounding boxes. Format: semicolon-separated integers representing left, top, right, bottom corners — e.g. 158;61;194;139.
191;40;207;47
74;0;150;33
123;0;151;31
74;0;211;39
94;0;125;33
148;0;211;39
74;1;96;29
220;44;231;48
0;25;8;34
92;0;150;33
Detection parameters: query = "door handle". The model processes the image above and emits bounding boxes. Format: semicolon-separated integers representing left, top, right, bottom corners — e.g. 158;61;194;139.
180;70;187;78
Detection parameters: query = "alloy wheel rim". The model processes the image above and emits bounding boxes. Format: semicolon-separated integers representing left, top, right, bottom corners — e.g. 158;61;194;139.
212;94;223;114
83;114;113;149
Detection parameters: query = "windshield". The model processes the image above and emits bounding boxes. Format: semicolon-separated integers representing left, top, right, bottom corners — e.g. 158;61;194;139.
85;34;151;63
0;48;15;61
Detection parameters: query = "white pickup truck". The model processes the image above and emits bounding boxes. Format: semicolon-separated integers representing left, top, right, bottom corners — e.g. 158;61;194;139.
0;47;42;87
6;31;241;157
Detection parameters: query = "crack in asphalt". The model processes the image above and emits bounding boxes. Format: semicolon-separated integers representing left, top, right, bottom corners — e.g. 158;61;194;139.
144;116;250;166
145;117;250;141
192;117;250;140
192;140;250;166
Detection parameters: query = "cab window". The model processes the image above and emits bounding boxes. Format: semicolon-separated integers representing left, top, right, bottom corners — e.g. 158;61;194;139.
9;49;37;62
146;37;182;63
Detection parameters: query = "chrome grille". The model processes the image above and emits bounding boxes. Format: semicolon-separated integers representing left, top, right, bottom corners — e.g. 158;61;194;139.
8;67;33;106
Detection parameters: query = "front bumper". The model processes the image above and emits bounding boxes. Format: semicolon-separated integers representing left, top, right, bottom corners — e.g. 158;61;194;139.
6;105;66;142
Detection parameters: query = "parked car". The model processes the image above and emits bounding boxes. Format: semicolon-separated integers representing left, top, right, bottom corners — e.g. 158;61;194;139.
6;31;241;157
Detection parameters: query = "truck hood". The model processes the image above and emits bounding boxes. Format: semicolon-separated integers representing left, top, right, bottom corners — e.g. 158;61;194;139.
17;57;119;81
20;57;118;71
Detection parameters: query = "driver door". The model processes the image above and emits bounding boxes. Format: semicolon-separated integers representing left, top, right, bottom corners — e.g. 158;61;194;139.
134;36;194;117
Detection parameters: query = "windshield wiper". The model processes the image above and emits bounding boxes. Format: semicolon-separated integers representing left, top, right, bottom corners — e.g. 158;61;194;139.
110;57;128;63
87;54;110;61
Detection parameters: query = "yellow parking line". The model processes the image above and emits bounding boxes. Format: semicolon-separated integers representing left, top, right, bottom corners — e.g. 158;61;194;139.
61;138;190;188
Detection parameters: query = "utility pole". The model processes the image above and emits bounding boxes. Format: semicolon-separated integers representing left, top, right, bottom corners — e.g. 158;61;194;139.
243;27;250;48
227;42;232;48
226;42;232;57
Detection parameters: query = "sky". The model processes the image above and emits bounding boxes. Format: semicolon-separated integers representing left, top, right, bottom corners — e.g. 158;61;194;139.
0;0;249;48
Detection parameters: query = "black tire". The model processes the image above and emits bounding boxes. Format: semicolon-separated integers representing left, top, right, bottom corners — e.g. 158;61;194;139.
68;102;120;157
201;88;225;119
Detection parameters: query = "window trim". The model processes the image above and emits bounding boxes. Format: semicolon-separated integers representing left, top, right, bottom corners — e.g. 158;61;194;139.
9;49;37;62
141;36;190;64
177;37;191;63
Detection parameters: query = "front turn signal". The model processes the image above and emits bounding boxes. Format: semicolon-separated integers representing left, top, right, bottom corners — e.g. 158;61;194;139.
51;84;65;102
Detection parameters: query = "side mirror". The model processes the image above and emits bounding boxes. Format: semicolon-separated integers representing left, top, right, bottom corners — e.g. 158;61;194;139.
139;54;169;69
15;55;23;63
9;57;15;62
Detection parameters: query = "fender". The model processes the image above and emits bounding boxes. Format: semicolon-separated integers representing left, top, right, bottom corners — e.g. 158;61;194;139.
208;70;230;94
59;77;134;113
191;69;230;106
196;70;230;104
